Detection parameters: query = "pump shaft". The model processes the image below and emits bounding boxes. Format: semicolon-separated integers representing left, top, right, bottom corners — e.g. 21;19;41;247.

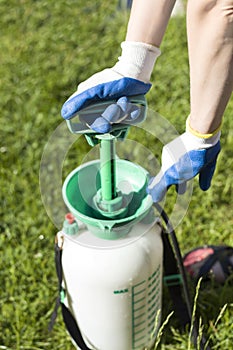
99;134;117;202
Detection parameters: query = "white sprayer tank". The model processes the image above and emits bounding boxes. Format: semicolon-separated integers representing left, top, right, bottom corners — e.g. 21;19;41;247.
61;217;163;350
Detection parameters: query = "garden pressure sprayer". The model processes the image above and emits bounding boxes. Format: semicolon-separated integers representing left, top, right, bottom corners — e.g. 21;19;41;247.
52;96;207;350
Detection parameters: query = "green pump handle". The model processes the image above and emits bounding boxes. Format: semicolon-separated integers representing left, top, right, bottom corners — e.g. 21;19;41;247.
65;94;147;139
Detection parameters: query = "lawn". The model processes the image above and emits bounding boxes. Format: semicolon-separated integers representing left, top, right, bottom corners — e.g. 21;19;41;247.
0;0;232;349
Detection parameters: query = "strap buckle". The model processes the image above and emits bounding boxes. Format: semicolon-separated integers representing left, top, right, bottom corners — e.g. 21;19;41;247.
164;274;183;287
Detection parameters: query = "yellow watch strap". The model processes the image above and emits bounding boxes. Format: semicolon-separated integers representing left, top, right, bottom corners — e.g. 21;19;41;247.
186;117;221;139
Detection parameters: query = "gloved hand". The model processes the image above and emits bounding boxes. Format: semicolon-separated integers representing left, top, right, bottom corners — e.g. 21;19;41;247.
85;96;142;133
147;120;221;202
61;41;161;124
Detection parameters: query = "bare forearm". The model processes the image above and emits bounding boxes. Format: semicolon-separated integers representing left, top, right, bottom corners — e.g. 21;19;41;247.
126;0;176;47
187;0;233;134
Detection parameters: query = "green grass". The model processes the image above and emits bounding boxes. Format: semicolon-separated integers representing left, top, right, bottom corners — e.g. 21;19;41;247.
0;0;232;349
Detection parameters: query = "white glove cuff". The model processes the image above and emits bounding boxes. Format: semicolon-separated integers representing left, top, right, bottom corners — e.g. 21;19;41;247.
113;41;161;83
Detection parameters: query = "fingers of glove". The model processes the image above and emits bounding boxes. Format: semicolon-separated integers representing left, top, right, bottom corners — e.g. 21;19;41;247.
147;171;170;202
175;182;187;195
89;104;120;133
198;141;221;191
101;103;122;123
89;116;111;133
61;77;151;120
117;97;140;121
147;170;187;202
199;157;218;191
116;96;130;113
101;97;140;123
147;181;167;203
89;97;141;133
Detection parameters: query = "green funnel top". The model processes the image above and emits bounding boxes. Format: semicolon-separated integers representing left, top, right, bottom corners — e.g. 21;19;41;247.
62;159;153;239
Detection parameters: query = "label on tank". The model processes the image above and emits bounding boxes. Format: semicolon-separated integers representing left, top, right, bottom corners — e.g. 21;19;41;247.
131;265;161;349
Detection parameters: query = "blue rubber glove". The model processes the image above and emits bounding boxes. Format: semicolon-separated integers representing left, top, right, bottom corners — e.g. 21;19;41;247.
61;76;150;121
87;96;141;133
61;41;161;121
147;129;221;202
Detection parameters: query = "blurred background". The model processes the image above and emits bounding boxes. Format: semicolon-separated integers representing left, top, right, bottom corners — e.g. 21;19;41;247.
0;0;232;349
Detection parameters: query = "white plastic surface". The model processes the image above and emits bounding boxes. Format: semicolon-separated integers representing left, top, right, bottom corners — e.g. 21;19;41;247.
62;220;163;350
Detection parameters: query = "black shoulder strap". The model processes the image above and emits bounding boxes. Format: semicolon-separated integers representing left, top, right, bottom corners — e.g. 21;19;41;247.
154;203;211;350
161;230;191;327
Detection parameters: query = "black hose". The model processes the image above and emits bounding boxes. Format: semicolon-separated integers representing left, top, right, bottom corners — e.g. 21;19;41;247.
153;202;211;350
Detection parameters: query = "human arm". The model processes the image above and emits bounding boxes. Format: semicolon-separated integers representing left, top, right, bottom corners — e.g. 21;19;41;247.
147;0;233;201
61;0;176;122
